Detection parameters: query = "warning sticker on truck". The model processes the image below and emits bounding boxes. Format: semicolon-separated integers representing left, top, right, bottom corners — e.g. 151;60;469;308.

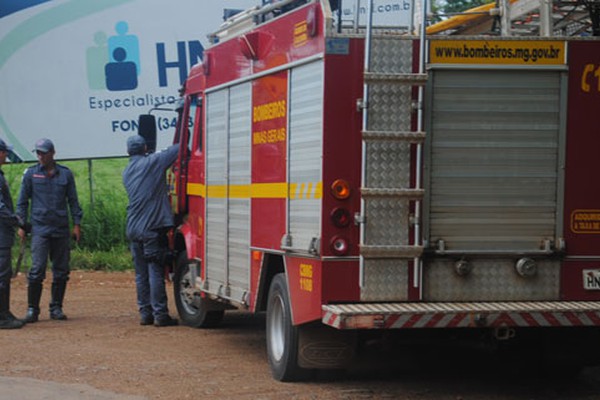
571;209;600;234
583;269;600;290
299;263;313;292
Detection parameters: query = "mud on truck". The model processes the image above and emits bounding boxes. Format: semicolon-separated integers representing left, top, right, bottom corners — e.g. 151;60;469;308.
138;0;600;381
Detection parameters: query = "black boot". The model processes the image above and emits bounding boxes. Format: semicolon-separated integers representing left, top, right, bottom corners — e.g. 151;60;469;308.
49;280;67;320
0;285;24;329
25;282;42;323
2;285;25;323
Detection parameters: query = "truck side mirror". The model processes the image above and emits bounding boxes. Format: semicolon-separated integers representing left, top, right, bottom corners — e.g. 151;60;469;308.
138;114;157;153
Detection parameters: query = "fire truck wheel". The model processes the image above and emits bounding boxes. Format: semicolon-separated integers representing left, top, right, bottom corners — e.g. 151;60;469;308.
173;252;224;328
266;273;310;382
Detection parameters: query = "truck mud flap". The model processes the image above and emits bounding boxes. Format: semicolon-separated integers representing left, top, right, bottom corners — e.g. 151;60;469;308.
297;323;356;369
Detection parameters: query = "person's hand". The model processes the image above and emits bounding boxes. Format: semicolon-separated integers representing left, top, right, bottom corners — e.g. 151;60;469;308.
17;228;26;241
72;225;81;243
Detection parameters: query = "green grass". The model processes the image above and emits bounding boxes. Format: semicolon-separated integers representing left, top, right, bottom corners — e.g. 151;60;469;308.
4;158;134;271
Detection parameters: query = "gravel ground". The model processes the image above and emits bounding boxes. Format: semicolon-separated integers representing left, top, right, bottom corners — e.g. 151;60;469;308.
1;271;600;400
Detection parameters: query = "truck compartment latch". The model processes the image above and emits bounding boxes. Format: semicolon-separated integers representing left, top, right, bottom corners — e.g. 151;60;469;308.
354;213;365;225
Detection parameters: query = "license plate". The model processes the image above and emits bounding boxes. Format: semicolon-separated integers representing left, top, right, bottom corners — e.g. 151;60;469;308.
583;269;600;290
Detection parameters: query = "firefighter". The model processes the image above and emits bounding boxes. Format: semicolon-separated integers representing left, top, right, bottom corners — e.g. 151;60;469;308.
122;135;179;327
0;138;26;329
17;138;83;323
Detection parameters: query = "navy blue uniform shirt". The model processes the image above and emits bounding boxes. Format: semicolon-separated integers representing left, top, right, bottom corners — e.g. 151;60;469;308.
0;169;18;248
123;145;179;241
17;163;83;238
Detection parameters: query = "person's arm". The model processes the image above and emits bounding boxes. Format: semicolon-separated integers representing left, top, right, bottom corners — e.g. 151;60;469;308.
66;170;83;242
157;144;180;170
16;169;32;240
0;196;18;226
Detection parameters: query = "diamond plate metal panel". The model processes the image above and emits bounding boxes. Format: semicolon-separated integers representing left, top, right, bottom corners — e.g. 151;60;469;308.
423;259;560;301
367;84;412;132
367;38;413;134
365;141;411;188
360;38;417;302
364;198;409;246
370;38;414;74
361;259;409;301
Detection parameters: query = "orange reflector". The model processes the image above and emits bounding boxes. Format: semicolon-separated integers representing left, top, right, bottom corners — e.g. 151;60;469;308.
331;179;351;200
252;250;262;261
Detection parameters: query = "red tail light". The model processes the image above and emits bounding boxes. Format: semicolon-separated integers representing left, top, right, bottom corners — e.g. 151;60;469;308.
330;207;351;228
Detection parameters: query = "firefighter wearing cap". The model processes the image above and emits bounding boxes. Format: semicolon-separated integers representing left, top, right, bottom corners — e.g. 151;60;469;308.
122;135;179;327
17;138;83;322
0;138;26;329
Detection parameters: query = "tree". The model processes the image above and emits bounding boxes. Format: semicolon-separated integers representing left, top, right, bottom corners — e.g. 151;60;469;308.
436;0;491;15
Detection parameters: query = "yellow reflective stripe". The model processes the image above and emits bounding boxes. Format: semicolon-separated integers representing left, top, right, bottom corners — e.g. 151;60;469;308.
229;185;251;198
289;182;322;199
289;183;298;199
186;182;322;199
207;185;227;198
187;183;206;197
313;182;323;199
252;183;287;198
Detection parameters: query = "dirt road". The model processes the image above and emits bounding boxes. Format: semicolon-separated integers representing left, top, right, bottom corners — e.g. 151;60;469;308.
2;271;600;399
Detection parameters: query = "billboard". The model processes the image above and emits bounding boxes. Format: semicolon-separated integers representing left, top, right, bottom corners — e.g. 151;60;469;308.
338;0;413;29
0;0;258;161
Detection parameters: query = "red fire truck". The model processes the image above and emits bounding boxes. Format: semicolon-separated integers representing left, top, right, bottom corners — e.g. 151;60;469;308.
140;0;600;381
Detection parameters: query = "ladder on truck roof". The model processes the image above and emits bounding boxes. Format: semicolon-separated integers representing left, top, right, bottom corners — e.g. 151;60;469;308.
355;0;427;302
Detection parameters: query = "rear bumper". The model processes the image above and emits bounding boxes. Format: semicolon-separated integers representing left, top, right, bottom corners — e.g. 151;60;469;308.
322;301;600;329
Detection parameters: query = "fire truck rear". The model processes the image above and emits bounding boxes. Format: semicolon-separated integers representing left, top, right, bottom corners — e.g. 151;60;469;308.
140;0;600;381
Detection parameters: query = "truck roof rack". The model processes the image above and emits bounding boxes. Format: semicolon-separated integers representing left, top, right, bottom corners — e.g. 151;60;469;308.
427;0;599;37
208;0;313;44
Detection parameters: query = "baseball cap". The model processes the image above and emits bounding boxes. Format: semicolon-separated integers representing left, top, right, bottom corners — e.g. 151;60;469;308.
127;135;146;155
35;138;55;153
0;138;12;152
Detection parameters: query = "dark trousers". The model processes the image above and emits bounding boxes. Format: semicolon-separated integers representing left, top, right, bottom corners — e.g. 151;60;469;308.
28;235;70;284
130;230;170;320
0;247;11;291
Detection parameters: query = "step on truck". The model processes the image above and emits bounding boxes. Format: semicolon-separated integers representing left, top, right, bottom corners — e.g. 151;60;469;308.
138;0;600;381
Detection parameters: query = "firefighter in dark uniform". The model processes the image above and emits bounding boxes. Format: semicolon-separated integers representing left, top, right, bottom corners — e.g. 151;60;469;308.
122;135;179;327
0;138;26;329
17;138;83;323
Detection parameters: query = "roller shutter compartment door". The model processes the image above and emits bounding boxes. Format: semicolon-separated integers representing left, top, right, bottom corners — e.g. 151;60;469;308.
426;69;561;252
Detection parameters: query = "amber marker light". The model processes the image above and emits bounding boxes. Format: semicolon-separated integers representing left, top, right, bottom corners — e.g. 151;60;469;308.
331;179;351;200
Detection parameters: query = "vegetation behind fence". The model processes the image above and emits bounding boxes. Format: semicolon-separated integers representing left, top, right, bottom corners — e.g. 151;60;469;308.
5;158;133;271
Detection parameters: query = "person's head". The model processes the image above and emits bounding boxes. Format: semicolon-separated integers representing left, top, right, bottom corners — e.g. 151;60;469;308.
34;138;56;168
0;138;12;166
127;135;146;156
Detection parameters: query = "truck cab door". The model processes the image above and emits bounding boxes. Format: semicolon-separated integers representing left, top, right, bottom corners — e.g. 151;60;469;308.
170;95;200;218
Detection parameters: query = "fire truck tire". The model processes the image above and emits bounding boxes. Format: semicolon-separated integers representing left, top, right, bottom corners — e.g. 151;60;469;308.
173;252;224;328
266;273;311;382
